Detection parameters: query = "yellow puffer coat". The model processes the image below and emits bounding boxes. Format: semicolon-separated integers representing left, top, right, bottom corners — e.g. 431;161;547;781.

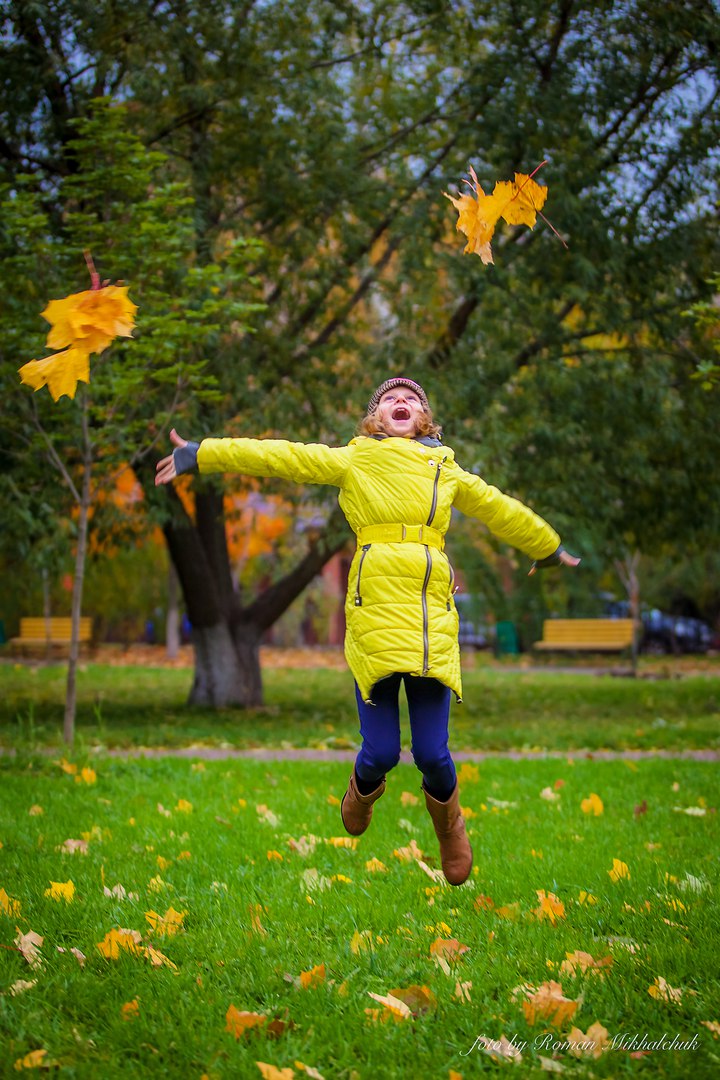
197;434;560;703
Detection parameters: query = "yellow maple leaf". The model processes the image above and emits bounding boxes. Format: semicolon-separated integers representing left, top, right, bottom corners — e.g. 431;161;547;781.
18;346;90;402
608;858;630;882
13;1049;49;1070
0;887;21;916
175;799;193;813
44;880;75;903
144;945;177;969
365;858;387;873
96;927;143;959
567;1022;610;1059
226;1005;267;1038
387;984;437;1015
533;889;565;924
144;907;186;937
76;767;97;785
581;792;604;815
43;285;137;354
256;1062;295;1080
350;929;374;955
121;999;140;1021
366;991;412;1022
444;165;550;264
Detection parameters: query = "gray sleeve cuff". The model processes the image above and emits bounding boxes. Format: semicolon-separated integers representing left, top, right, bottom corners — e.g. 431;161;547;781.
172;441;200;475
532;544;566;570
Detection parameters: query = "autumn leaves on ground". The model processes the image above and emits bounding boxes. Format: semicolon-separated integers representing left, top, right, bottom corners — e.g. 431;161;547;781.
1;747;719;1078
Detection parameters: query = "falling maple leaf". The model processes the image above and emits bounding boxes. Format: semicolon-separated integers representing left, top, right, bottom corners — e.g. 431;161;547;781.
444;164;550;264
581;792;604;816
18;266;137;402
226;1005;267;1038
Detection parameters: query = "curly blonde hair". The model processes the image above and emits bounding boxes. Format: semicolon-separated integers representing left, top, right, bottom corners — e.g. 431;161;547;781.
357;408;442;439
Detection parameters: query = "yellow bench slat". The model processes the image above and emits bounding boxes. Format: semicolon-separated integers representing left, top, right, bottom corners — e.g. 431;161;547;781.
533;619;634;652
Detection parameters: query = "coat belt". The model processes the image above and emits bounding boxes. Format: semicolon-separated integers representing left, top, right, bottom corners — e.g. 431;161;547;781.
356;523;445;550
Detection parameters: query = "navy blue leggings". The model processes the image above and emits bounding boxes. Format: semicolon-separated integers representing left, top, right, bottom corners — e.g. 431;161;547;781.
354;673;456;801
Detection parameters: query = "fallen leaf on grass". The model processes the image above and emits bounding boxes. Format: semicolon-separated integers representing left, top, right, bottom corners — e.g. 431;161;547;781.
299;964;325;989
495;902;521;920
416;859;446;883
351;929;374;955
702;1021;720;1037
56;946;86;967
560;951;613;978
249;904;268;935
648;976;683;1004
145;907;187;937
1;887;21;916
175;799;192;813
608;859;630;883
454;980;472;1002
300;869;332;893
121;999;140;1021
474;894;494;911
366;992;412;1022
104;883;139;901
267;850;284;861
457;763;479;784
392;839;424;862
567;1021;610;1059
475;1035;523;1064
96;928;143;959
15;930;43;969
365;858;387;873
226;1005;267;1038
294;1063;325;1080
577;890;597;905
13;1049;51;1070
147;875;172;894
430;938;469;974
533;890;565;924
326;794;340;807
400;790;419;806
581;793;603;816
9;980;37;996
57;839;88;856
44;880;75;903
75;767;96;785
256;805;280;827
287;835;318;856
387;985;437;1015
256;1064;295;1080
145;945;177;970
673;806;707;816
28;806;43;817
540;787;560;802
325;836;357;849
517;981;579;1027
538;1056;566;1072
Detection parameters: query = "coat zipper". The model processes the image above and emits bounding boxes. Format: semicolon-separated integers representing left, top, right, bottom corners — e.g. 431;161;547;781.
354;544;371;606
421;456;446;673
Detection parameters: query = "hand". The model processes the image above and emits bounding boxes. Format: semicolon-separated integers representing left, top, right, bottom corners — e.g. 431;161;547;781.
528;549;581;576
155;428;188;486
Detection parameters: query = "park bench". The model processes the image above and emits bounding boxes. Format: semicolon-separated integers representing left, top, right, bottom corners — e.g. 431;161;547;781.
10;617;93;656
533;618;635;653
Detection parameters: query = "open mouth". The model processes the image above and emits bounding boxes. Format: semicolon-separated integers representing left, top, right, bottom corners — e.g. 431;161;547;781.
392;406;411;421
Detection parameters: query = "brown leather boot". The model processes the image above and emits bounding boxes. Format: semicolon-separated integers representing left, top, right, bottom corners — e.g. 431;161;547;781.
423;783;473;885
341;770;386;836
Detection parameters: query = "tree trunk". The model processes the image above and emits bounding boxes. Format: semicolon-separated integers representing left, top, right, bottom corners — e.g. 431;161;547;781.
615;549;641;675
166;558;180;659
146;471;351;709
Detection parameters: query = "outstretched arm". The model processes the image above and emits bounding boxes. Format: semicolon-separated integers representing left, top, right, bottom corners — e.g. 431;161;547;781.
155;430;352;487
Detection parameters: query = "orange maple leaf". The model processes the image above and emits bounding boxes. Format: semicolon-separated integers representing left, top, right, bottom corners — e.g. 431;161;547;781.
226;1005;267;1038
519;980;579;1027
299;963;325;989
532;889;565;924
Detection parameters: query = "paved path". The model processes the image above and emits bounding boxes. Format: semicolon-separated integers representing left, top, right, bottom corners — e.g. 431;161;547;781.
93;746;720;762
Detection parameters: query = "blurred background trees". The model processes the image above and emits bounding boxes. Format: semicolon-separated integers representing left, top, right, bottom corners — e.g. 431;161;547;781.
2;0;719;702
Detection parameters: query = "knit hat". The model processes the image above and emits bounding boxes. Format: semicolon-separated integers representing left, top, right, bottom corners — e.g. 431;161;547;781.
367;377;429;415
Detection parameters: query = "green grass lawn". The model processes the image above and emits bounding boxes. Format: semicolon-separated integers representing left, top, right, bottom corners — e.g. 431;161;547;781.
1;755;719;1078
1;663;719;753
